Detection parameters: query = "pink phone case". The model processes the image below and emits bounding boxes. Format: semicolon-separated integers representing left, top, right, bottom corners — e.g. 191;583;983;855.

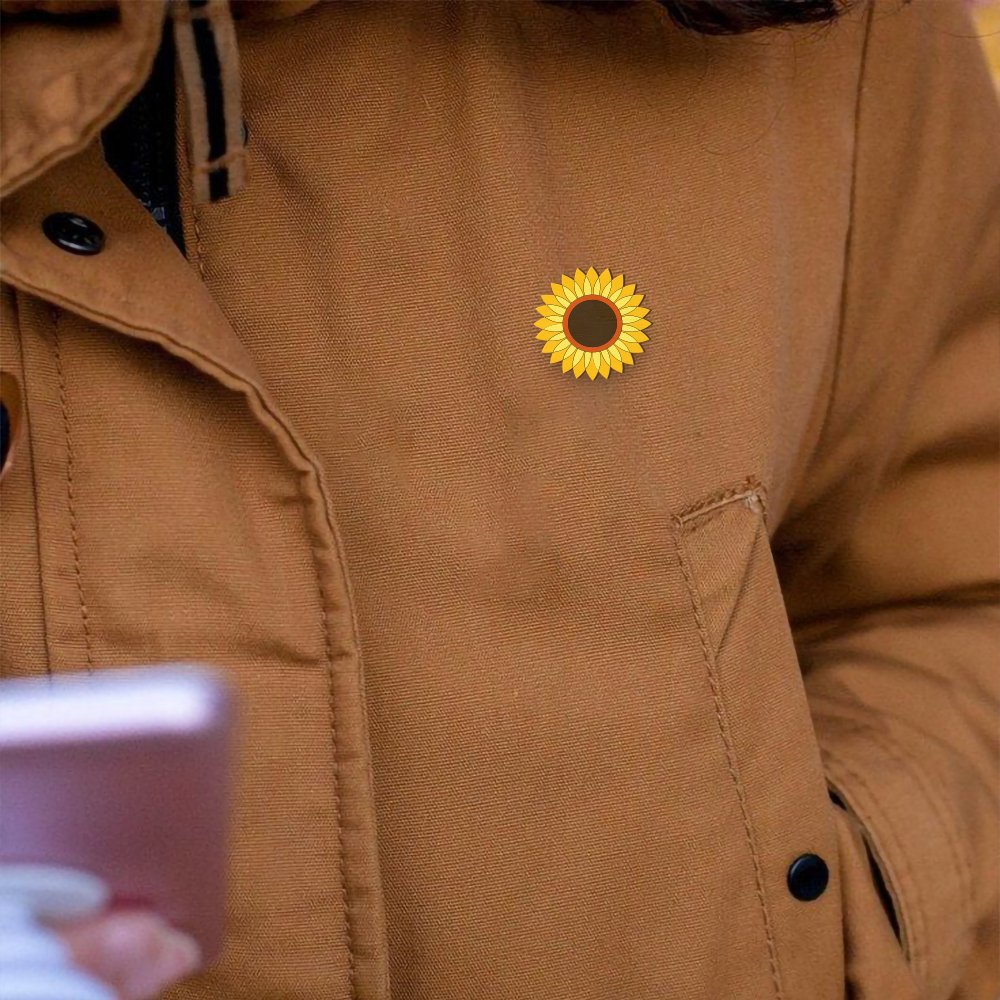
0;664;235;964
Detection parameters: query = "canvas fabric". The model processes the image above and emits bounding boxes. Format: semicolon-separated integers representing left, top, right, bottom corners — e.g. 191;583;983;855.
1;2;998;998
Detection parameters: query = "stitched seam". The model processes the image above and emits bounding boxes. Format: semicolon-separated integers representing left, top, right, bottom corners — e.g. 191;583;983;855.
193;147;247;173
677;475;767;525
191;206;208;282
1;266;280;422
50;309;94;672
8;290;53;678
135;225;361;984
673;522;785;999
303;503;358;998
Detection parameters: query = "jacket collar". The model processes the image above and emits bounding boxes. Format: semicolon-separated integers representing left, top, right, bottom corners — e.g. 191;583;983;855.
1;1;166;197
0;139;266;391
0;0;319;199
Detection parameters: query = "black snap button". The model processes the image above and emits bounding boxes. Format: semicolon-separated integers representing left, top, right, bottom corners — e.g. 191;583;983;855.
42;213;105;256
787;853;829;901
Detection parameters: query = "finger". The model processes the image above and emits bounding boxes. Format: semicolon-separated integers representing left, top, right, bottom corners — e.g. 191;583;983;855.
59;910;201;1000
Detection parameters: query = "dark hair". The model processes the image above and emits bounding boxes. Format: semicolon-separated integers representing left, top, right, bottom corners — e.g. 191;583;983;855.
563;0;849;34
660;0;847;34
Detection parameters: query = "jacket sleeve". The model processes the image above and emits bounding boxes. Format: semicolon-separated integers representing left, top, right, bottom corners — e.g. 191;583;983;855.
773;2;1000;998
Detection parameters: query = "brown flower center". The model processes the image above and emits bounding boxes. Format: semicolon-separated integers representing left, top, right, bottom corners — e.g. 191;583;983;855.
564;296;621;350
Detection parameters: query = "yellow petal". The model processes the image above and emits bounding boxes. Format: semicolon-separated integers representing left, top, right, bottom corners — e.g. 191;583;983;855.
596;268;612;296
619;306;649;320
561;274;578;298
623;329;649;343
585;267;599;294
610;283;636;303
536;305;559;317
609;351;624;373
542;336;566;353
598;356;611;379
573;353;587;377
562;353;575;373
624;318;651;331
586;355;600;379
619;347;634;365
535;318;563;331
551;282;569;299
551;345;571;363
610;273;624;295
620;293;644;309
573;268;587;296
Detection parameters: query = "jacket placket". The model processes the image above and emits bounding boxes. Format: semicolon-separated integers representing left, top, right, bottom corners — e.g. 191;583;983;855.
0;140;390;999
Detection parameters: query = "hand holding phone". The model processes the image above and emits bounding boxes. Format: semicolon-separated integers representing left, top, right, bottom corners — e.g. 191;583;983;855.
58;907;201;1000
0;665;236;999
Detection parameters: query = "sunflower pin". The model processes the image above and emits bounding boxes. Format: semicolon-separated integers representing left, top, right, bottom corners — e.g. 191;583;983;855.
534;268;650;380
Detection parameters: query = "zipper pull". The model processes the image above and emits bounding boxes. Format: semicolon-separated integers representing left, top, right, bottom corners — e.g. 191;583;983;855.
171;0;247;204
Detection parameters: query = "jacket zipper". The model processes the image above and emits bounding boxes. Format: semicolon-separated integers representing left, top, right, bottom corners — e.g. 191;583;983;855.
101;27;186;255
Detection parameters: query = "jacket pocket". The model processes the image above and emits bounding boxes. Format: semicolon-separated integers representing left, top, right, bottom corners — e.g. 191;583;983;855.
671;478;847;1000
833;804;919;1000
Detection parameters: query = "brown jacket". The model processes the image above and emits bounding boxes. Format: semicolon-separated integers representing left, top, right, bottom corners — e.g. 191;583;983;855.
1;1;998;998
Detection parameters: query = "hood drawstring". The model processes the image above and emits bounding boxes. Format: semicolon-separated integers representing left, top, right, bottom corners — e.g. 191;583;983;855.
170;0;247;204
